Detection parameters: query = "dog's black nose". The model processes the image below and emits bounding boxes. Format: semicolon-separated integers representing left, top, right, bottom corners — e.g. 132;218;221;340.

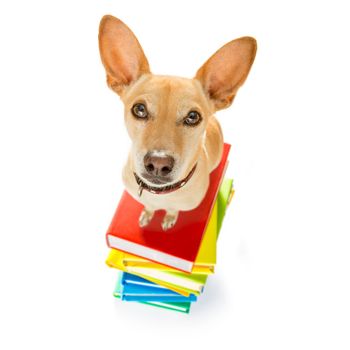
144;152;175;177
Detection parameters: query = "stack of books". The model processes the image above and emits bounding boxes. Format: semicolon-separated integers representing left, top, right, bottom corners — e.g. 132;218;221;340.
105;144;233;313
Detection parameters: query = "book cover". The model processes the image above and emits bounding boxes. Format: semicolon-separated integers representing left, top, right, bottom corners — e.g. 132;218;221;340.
120;273;197;302
127;267;207;293
107;201;217;275
113;273;191;313
113;272;123;299
121;178;233;273
139;301;191;314
122;201;218;274
106;143;230;272
217;179;234;233
107;251;194;296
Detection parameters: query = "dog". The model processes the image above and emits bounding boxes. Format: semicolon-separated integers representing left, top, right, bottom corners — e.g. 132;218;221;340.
98;15;256;230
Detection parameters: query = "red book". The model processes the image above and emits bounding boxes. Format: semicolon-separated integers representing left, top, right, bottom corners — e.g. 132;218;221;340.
106;143;231;272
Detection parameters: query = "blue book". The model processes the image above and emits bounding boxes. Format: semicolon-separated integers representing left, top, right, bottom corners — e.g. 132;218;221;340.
120;272;197;302
113;273;191;313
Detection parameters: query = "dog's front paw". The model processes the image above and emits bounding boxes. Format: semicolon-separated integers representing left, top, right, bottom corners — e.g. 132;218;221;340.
161;211;179;231
139;208;154;227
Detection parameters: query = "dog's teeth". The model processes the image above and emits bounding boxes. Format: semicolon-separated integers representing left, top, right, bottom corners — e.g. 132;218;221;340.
181;181;186;187
138;184;144;197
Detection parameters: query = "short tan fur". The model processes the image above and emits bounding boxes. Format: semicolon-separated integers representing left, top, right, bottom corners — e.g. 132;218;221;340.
99;15;257;230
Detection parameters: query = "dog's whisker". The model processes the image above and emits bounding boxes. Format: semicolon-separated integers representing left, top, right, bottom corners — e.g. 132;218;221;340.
138;183;144;197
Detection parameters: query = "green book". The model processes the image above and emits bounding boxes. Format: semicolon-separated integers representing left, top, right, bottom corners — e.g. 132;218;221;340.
217;178;234;233
139;301;191;313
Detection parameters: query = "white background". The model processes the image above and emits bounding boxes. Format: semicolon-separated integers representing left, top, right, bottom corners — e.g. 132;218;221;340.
0;0;349;349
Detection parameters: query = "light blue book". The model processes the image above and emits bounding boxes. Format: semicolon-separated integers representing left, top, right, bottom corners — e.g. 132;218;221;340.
121;272;197;302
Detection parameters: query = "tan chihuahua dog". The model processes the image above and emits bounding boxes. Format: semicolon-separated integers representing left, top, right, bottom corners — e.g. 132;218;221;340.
99;15;256;230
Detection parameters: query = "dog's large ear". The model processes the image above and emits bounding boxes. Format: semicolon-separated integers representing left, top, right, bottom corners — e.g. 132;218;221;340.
195;37;257;110
99;15;150;95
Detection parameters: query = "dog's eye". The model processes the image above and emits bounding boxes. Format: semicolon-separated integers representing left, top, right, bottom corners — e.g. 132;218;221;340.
184;111;202;126
132;103;148;119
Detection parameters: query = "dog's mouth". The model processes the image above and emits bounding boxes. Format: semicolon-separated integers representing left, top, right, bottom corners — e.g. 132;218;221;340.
134;164;197;196
139;173;172;185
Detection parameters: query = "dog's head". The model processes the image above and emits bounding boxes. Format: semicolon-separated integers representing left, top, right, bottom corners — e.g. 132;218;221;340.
99;15;256;186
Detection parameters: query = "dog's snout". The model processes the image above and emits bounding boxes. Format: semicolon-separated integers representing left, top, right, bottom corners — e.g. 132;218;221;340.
144;152;175;177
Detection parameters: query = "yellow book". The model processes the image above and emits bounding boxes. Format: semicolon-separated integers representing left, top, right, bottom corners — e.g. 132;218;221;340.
106;249;195;296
